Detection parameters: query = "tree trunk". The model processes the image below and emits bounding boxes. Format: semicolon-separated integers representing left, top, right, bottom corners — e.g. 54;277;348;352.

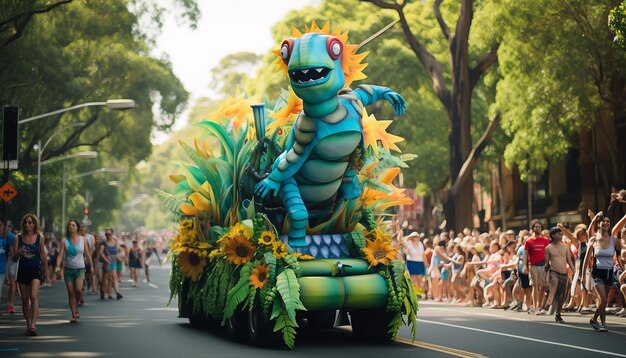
361;0;499;232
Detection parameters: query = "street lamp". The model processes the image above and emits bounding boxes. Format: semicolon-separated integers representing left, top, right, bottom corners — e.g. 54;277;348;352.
35;122;89;219
62;167;127;234
40;150;98;227
19;99;136;125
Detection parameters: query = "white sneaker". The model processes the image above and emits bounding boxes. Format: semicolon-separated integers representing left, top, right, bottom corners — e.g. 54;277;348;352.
598;325;608;332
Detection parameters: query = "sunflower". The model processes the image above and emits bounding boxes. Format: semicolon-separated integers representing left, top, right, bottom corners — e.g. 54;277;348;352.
224;233;256;265
248;264;270;289
272;241;288;259
290;252;314;261
208;249;222;260
178;245;209;258
365;228;391;243
179;218;196;235
229;223;251;237
258;231;276;246
217;232;231;245
362;238;397;267
177;251;207;281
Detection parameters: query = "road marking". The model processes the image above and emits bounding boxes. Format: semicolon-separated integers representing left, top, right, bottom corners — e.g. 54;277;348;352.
337;326;483;357
416;319;626;357
396;337;486;358
426;306;626;337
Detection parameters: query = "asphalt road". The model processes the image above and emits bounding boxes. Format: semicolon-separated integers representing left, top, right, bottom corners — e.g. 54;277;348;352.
1;265;625;357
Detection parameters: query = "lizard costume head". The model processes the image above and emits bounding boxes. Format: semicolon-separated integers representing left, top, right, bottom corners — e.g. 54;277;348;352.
269;22;369;128
280;33;346;103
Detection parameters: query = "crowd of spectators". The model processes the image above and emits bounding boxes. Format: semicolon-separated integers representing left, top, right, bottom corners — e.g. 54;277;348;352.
397;190;626;332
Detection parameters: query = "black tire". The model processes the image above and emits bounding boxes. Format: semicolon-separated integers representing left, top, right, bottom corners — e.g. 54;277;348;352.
248;298;282;348
307;310;337;329
350;309;395;343
226;308;249;341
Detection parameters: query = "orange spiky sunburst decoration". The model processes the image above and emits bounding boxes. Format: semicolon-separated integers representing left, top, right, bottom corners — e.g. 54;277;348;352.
268;21;369;135
271;21;368;87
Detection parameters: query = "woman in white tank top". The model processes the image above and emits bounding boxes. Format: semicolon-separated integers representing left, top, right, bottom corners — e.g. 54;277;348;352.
55;220;93;323
404;232;426;295
582;212;624;332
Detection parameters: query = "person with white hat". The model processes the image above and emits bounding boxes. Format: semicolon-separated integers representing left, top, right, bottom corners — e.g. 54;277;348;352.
404;231;425;296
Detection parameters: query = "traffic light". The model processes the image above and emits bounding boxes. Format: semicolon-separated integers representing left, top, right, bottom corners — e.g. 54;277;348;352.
2;106;19;161
83;207;89;215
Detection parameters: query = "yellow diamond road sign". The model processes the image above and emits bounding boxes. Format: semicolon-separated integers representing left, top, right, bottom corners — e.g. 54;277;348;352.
0;182;18;202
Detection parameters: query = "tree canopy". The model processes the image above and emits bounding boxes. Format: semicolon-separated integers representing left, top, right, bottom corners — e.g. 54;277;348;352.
0;0;198;231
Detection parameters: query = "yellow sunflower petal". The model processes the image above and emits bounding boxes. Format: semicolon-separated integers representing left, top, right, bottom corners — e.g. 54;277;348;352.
248;264;270;289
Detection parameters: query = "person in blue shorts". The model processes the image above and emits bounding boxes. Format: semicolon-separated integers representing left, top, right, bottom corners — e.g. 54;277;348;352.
404;231;426;295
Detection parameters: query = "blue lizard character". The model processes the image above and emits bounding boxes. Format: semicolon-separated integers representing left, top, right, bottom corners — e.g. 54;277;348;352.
254;31;406;246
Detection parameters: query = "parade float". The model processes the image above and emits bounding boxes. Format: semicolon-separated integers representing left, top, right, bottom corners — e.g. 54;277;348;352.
161;22;419;349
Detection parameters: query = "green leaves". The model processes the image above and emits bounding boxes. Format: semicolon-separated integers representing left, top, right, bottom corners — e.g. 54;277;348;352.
223;263;252;320
609;2;626;48
275;269;306;323
272;303;298;349
346;230;367;257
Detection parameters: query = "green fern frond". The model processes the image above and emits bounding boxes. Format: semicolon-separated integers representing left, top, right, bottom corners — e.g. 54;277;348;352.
272;304;298;349
223;263;252;319
155;189;185;214
276;269;306;323
391;260;406;291
264;252;277;285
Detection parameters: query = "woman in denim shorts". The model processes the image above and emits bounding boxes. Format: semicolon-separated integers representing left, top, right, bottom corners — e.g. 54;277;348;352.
55;220;93;322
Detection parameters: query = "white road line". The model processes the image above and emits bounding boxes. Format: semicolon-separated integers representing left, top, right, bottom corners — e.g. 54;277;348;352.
416;319;626;357
425;306;626;336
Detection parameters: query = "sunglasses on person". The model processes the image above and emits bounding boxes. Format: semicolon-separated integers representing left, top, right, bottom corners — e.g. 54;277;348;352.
25;221;34;225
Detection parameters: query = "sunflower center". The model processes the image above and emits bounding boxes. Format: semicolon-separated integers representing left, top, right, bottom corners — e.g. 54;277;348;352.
373;249;387;260
258;272;267;282
236;246;249;257
189;253;200;266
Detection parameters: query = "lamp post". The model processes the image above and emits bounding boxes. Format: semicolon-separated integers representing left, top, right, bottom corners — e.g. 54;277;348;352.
19;99;135;125
40;150;98;228
62;167;127;235
36;122;89;219
19;98;134;219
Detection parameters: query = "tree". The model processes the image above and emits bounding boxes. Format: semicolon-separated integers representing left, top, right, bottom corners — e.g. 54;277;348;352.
358;0;500;230
210;52;263;98
0;0;200;230
0;0;72;52
495;0;626;194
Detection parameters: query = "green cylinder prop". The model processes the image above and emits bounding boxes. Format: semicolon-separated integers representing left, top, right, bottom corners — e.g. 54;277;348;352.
251;104;266;141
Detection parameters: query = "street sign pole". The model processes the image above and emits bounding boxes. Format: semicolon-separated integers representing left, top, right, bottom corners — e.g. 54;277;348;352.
2;161;8;241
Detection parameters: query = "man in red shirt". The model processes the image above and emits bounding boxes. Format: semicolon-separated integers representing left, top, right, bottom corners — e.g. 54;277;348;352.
523;220;551;314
